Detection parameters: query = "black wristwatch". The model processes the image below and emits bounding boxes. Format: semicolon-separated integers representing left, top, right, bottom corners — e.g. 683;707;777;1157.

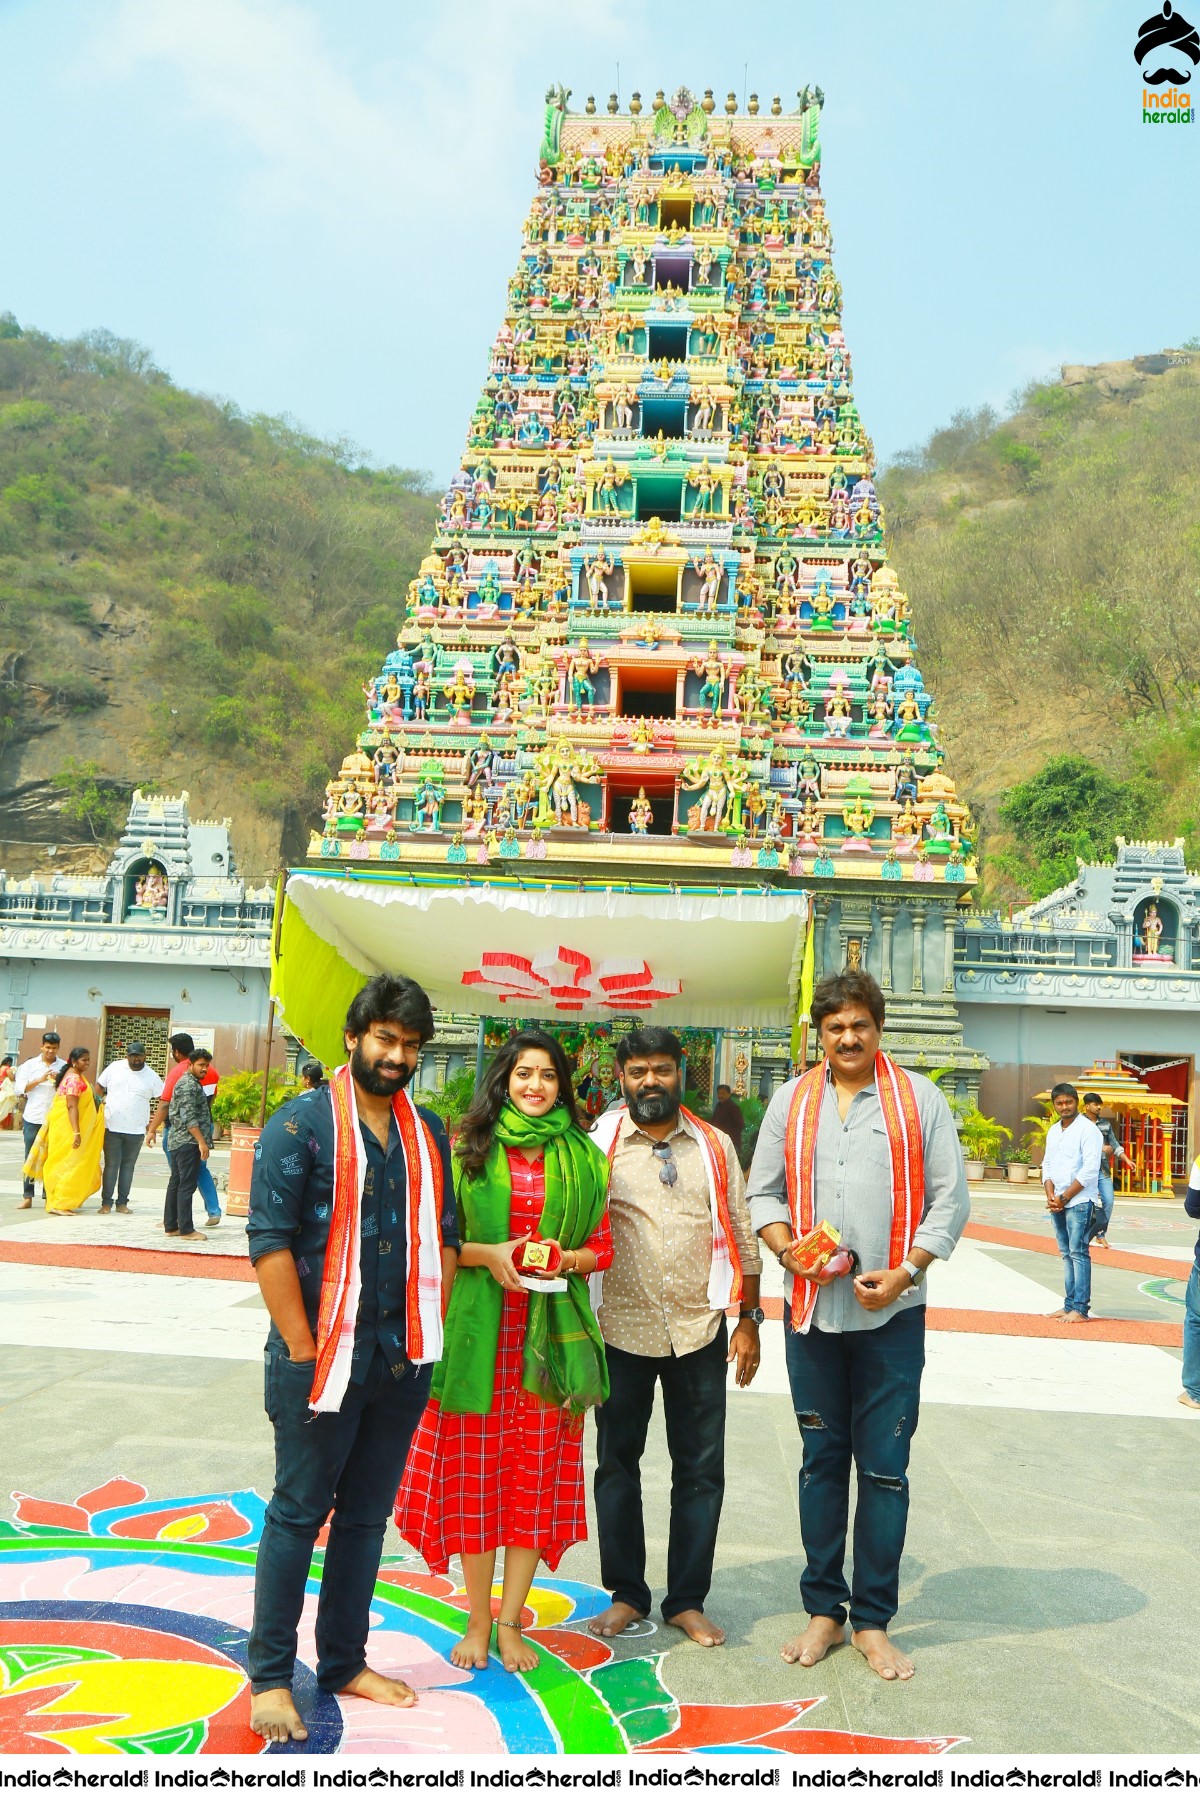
739;1306;766;1325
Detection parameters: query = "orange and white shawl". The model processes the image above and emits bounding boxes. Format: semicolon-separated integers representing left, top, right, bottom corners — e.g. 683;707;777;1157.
589;1105;743;1312
311;1064;445;1413
784;1053;924;1334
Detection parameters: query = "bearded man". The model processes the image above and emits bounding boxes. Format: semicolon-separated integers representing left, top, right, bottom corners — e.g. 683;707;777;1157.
587;1027;763;1650
246;975;458;1743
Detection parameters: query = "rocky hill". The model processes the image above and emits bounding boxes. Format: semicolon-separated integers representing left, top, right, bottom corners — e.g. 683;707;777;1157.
3;315;1196;900
0;316;435;878
879;348;1200;897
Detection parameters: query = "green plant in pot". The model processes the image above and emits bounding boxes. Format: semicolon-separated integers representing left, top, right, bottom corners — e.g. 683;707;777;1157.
211;1070;301;1132
958;1105;1011;1170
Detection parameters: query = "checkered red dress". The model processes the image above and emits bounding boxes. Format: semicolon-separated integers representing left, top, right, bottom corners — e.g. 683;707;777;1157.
395;1149;612;1573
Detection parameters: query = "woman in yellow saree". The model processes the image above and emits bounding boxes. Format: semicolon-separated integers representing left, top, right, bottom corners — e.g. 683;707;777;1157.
24;1046;105;1214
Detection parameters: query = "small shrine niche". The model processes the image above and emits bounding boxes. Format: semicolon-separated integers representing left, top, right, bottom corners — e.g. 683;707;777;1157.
126;859;169;918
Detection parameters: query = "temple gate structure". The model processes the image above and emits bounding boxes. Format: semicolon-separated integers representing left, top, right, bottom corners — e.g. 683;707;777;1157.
279;84;986;1098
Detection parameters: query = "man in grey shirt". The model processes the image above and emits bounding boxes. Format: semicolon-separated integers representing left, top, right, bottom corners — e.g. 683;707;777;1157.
747;971;969;1682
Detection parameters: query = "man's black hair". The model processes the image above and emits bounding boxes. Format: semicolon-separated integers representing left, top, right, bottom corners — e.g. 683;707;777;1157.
189;1048;212;1065
169;1031;195;1056
615;1026;683;1068
811;970;886;1032
1050;1082;1078;1102
1082;1091;1103;1106
717;1083;732;1096
344;973;435;1046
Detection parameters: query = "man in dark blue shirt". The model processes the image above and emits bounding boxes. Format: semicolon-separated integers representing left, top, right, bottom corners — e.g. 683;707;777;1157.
246;973;458;1745
1181;1155;1200;1412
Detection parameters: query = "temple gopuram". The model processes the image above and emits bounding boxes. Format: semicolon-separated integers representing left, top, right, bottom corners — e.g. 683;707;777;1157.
284;85;984;1089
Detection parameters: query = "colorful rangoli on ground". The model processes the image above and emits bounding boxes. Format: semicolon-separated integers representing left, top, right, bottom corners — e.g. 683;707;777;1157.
0;1482;963;1754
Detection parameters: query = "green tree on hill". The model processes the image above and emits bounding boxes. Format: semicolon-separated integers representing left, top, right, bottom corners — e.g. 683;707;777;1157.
994;757;1153;896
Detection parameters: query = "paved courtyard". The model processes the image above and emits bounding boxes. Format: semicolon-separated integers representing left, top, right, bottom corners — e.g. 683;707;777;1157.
0;1130;1196;1755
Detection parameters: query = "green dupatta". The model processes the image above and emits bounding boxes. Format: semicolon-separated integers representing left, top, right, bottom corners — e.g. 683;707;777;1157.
432;1101;610;1416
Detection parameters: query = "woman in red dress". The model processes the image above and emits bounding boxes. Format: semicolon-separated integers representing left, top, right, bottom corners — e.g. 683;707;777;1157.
396;1029;611;1674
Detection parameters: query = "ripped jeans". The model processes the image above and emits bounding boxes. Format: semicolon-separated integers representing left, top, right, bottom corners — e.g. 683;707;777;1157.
783;1307;925;1630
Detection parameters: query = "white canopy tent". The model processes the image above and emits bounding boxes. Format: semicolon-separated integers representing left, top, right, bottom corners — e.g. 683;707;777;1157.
274;873;810;1062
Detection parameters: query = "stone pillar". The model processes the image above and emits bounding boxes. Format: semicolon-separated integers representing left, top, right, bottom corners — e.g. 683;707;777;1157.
943;903;957;994
911;906;926;994
879;901;895;993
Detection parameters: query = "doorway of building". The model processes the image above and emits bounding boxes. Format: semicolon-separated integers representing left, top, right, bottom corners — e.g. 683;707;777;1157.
100;1007;173;1078
1119;1051;1193;1185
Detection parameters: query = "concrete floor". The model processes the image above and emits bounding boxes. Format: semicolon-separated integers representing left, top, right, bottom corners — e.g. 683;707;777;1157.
1;1134;1197;1754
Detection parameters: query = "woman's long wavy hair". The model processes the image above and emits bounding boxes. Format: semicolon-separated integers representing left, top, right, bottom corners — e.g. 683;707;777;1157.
455;1029;581;1177
55;1046;90;1089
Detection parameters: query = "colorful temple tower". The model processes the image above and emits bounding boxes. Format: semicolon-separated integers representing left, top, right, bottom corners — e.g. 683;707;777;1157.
306;84;982;1084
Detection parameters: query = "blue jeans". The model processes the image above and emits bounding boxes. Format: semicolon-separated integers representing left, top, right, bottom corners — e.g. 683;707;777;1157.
163;1140;219;1217
21;1118;41;1199
248;1344;430;1694
783;1307;926;1630
1051;1201;1093;1316
1183;1263;1200;1402
1088;1171;1115;1241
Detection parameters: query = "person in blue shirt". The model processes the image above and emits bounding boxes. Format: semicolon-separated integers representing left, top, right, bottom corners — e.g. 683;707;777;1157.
246;974;458;1745
1181;1157;1200;1412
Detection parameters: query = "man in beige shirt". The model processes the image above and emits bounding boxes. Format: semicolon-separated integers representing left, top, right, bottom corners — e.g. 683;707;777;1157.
587;1027;763;1649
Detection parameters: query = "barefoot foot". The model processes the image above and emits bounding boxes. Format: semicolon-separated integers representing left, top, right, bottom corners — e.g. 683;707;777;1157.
339;1665;417;1707
250;1687;308;1743
781;1614;845;1667
588;1600;646;1639
851;1627;914;1681
449;1617;493;1670
496;1620;539;1673
664;1607;725;1647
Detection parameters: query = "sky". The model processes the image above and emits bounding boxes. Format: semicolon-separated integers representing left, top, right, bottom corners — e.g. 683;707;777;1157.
1;0;1198;487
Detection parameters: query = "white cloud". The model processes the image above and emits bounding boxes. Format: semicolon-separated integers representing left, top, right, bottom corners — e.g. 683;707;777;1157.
92;0;633;233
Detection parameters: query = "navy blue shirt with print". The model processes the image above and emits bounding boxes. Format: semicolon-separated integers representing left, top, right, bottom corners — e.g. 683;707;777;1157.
247;1086;458;1383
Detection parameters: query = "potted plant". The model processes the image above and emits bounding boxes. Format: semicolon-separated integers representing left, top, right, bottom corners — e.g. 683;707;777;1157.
212;1070;301;1216
1006;1130;1045;1185
957;1105;1011;1182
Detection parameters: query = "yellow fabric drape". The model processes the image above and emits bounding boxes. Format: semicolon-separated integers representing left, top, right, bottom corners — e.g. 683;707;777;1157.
25;1086;105;1213
272;890;370;1068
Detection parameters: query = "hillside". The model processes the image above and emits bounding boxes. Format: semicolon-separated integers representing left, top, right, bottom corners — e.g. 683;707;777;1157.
879;349;1200;901
0;316;436;876
3;315;1197;900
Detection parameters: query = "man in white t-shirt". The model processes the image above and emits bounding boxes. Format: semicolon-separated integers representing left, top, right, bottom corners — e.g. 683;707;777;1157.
1041;1082;1104;1323
96;1042;165;1214
15;1030;65;1206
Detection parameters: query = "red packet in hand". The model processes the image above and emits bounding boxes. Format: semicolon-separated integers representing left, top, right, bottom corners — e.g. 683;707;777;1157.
513;1237;563;1276
789;1220;842;1275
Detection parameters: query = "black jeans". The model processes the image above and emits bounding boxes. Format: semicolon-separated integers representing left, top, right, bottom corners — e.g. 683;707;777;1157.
164;1138;202;1234
248;1344;431;1693
784;1307;925;1630
22;1118;40;1199
101;1130;143;1207
594;1317;727;1620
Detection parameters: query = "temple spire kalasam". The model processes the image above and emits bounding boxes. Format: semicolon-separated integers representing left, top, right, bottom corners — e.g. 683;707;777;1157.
305;84;985;1084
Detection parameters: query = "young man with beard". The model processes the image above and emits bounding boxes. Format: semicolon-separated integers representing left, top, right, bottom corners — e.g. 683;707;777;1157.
587;1027;762;1649
747;971;969;1682
246;974;458;1744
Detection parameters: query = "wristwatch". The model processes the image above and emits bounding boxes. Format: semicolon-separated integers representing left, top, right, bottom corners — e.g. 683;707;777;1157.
900;1258;926;1289
739;1306;766;1324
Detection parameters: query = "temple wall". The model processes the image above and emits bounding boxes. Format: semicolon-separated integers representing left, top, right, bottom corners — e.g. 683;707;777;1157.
959;1001;1198;1159
3;957;281;1076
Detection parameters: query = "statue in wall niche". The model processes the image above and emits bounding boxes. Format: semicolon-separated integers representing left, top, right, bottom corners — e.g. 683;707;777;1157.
692;547;724;613
134;866;168;911
628;788;653;835
584;546;615;609
1141;901;1164;956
